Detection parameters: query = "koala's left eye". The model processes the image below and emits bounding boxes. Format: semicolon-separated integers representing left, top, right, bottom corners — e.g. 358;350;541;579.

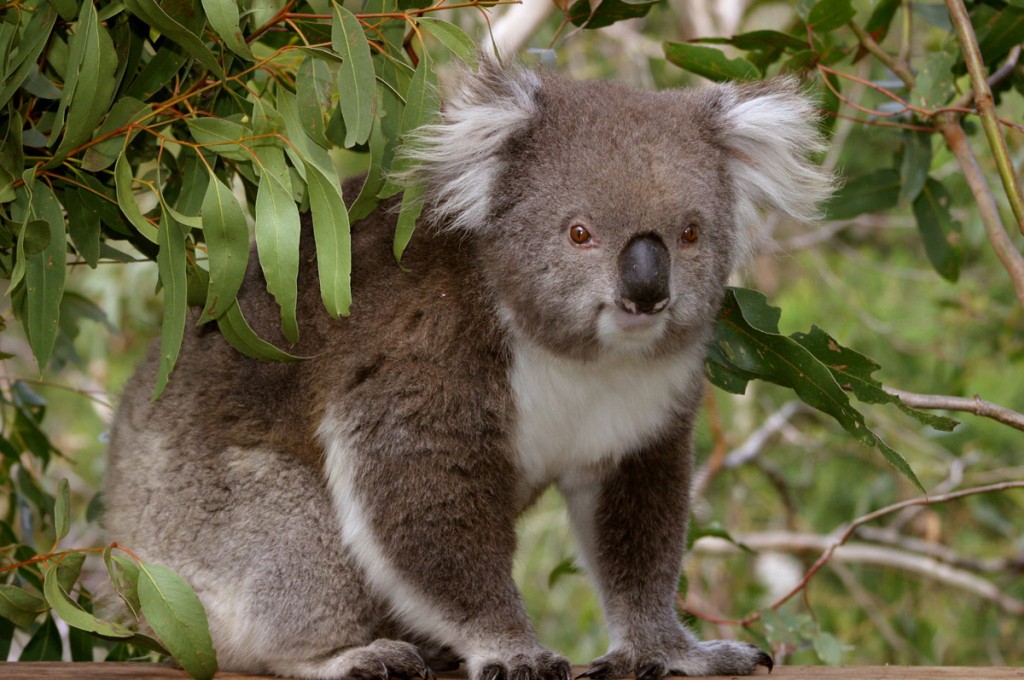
569;224;593;246
679;224;700;247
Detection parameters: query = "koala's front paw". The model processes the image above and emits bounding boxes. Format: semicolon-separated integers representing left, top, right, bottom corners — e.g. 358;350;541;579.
470;647;572;680
579;639;772;678
327;639;436;680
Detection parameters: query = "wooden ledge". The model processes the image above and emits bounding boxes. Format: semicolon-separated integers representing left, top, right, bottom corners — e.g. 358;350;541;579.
0;665;1022;679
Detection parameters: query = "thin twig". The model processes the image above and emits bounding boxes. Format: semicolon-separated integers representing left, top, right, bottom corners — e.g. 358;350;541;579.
934;113;1024;307
848;20;914;88
945;0;1024;235
885;387;1024;432
683;481;1024;626
692;529;1024;615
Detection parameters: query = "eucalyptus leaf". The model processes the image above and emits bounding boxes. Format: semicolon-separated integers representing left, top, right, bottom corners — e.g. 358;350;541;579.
198;173;249;324
418;18;479;66
154;213;190;398
44;561;134;638
0;584;48;628
217;301;307;361
124;0;224;78
332;3;375;148
825;169;900;221
912;177;963;283
304;160;351;318
19;614;62;661
663;42;760;82
255;153;301;342
567;0;660;29
200;0;252;59
23;182;67;370
807;0;855;32
712;288;924;491
138;561;218;680
53;477;70;542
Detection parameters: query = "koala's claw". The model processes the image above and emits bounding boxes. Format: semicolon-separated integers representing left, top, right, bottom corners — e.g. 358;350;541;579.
576;662;611;680
756;650;774;673
636;663;664;680
483;663;506;680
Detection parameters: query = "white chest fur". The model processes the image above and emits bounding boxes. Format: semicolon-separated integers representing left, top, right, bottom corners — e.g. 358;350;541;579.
509;338;705;489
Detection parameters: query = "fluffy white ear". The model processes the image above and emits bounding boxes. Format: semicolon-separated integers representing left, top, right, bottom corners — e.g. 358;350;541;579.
399;59;541;233
714;79;835;265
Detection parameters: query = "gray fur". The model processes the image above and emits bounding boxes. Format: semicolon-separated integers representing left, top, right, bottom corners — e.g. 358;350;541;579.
106;61;831;679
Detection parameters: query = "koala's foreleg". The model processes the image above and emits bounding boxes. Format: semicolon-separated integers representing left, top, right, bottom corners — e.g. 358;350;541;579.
561;429;772;679
320;411;571;680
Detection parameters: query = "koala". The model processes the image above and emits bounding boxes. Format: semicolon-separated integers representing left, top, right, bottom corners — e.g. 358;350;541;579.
105;60;831;680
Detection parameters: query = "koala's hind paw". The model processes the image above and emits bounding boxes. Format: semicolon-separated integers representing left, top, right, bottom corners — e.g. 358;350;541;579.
578;640;772;679
472;648;572;680
270;639;435;680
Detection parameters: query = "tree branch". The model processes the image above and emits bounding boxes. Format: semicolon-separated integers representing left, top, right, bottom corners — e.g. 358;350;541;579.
885;387;1024;432
693;530;1024;615
686;481;1024;625
934;112;1024;307
945;0;1024;236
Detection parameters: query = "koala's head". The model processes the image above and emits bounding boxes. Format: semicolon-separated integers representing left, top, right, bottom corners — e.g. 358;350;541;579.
404;60;833;360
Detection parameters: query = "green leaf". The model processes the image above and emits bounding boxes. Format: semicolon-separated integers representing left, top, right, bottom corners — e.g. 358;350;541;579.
53;478;70;542
332;3;375;148
898;130;932;205
791;325;958;431
0;4;58;110
913;50;957;110
19;614;62;661
687;520;753;552
663;42;760;82
863;0;900;43
348;109;387;223
114;146;160;243
0;584;48;628
103;548;142;619
713;288;924;491
44;561;134;638
63;189;100;267
138;561;218;680
296;55;336;149
82;97;149;172
217;301;306;361
125;0;224;78
55;552;86;593
379;56;440;198
825;169;900;220
813;630;848;665
198;173;249;324
912;177;963;283
23;182;67;370
154;213;190;398
694;30;807;52
978;6;1024;65
200;0;252;59
304;160;352;318
394;181;425;264
547;558;581;588
807;0;855;32
186;118;253;162
418;18;479;66
49;0;119;166
255;153;301;342
568;0;661;29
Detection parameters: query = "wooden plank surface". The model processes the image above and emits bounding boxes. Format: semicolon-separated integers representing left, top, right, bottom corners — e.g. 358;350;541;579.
0;664;1022;679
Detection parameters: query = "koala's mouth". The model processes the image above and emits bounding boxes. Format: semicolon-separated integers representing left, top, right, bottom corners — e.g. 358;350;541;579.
596;303;671;349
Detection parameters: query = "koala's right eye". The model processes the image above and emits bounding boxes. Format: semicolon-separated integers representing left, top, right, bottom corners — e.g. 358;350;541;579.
569;224;593;246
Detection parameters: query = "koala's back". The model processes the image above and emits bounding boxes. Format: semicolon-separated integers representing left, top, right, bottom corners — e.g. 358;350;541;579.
104;184;510;669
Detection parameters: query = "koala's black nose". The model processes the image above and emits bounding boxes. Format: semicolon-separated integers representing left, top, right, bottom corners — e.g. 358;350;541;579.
617;234;671;315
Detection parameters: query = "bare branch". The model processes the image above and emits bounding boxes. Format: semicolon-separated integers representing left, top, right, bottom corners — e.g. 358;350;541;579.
934;113;1024;307
685;481;1024;626
693;530;1024;615
945;0;1024;235
886;386;1024;432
